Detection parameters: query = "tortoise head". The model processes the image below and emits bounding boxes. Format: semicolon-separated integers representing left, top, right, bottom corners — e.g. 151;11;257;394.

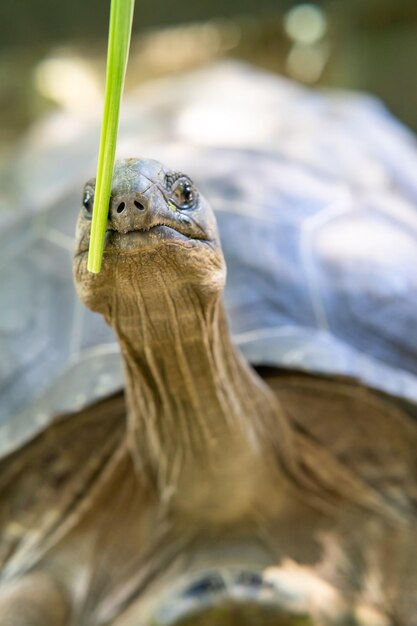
73;158;225;316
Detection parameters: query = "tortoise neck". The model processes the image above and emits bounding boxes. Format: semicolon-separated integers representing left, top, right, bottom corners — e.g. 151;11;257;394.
109;285;294;495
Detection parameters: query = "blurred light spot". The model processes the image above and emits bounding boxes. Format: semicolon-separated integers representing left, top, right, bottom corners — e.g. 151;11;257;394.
286;43;329;83
264;562;343;614
177;104;272;146
129;20;240;78
138;23;222;73
317;221;415;273
284;4;327;45
34;53;101;114
217;19;242;51
199;23;222;52
355;604;391;626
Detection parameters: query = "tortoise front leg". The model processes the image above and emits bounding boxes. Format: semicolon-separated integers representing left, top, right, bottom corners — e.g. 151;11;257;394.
0;572;70;626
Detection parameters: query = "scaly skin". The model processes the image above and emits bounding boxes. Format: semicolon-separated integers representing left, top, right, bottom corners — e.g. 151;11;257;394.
1;158;416;625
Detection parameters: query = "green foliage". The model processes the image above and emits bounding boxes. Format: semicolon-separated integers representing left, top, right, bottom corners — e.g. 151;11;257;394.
87;0;135;273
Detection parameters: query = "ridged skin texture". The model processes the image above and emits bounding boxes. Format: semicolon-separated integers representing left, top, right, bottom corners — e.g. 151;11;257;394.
0;159;416;626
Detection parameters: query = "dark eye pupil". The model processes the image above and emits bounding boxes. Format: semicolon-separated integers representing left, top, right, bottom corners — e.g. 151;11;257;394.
170;178;196;209
175;183;193;204
83;192;93;212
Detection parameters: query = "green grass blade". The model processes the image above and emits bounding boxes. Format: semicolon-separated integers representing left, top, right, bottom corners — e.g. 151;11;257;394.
87;0;135;273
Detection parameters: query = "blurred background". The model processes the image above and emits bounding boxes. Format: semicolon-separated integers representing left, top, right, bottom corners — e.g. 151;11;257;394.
1;0;417;169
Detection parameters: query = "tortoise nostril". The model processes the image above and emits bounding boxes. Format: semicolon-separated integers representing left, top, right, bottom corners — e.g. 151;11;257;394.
117;202;126;214
134;200;145;211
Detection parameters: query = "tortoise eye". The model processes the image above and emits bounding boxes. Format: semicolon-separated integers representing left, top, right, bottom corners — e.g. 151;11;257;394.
82;189;94;215
170;178;197;210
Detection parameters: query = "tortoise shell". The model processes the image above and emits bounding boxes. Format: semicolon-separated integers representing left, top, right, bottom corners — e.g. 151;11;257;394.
1;61;416;457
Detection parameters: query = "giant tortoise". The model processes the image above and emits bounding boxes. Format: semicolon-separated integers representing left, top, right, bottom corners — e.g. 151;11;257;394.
0;63;417;625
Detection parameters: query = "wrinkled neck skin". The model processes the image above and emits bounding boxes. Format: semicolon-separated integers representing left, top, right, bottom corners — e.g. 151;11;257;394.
105;261;294;517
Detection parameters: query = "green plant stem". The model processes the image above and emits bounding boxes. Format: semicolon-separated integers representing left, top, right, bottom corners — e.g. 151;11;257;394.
87;0;135;273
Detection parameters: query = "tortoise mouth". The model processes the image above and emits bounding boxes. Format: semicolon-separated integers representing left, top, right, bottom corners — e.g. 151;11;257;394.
106;224;207;250
76;224;211;258
149;568;313;626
